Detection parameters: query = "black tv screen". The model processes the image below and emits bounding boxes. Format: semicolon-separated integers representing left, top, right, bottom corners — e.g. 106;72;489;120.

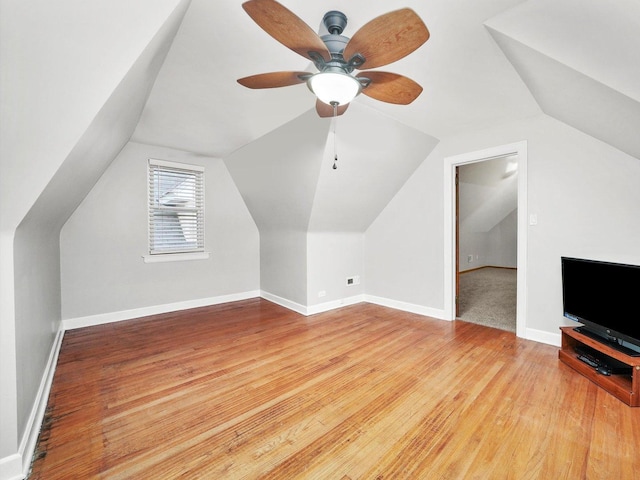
561;256;640;355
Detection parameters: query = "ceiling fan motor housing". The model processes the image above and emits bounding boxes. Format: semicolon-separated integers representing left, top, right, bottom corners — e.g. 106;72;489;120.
323;11;347;35
321;11;351;64
317;11;368;74
321;34;349;59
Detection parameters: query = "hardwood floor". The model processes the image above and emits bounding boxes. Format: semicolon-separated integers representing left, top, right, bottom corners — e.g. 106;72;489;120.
29;299;640;479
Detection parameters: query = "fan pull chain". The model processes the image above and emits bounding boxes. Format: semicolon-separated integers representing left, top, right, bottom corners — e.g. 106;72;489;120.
331;101;338;170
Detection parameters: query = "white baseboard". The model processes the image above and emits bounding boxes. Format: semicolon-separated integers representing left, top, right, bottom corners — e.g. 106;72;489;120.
0;328;65;480
526;328;561;347
306;295;365;315
364;294;448;320
19;328;64;478
0;454;22;480
62;290;261;330
258;292;448;321
259;292;367;316
259;291;308;315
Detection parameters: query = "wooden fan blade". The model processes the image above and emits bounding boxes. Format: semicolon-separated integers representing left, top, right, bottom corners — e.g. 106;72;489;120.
237;71;309;89
343;9;429;70
242;0;331;62
316;99;349;118
357;71;423;105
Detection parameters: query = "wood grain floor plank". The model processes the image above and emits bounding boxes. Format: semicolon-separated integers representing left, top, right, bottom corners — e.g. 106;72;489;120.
103;331;420;478
29;299;640;479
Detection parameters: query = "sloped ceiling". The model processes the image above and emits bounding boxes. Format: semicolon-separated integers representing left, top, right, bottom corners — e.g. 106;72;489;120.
127;0;640;237
485;0;640;159
16;2;191;235
131;0;539;158
307;103;438;232
224;109;329;232
130;0;543;236
459;156;518;233
1;0;190;232
225;102;438;234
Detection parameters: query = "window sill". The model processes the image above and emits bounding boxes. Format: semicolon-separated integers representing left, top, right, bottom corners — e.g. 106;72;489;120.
143;252;210;263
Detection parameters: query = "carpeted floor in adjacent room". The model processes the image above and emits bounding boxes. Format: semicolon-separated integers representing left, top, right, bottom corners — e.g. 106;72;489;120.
458;267;517;332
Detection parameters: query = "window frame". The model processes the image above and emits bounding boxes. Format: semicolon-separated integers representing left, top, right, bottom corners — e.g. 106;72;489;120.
144;158;209;263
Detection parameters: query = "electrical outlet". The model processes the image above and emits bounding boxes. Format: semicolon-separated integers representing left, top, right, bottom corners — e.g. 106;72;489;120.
318;290;326;298
467;255;473;263
346;275;361;286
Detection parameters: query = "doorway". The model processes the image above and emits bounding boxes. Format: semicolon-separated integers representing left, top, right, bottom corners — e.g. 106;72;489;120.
456;157;518;331
443;142;527;338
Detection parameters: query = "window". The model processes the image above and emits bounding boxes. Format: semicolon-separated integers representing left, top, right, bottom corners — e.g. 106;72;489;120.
148;159;205;257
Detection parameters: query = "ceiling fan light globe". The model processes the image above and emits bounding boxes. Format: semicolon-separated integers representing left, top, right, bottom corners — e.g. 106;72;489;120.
308;72;361;106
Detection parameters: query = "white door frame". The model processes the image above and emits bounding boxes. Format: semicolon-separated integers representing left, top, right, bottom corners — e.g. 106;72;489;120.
443;141;528;338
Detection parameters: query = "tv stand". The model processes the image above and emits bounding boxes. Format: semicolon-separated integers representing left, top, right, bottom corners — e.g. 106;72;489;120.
560;327;640;406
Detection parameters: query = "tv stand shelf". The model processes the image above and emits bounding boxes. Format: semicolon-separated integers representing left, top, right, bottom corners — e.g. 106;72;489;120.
559;327;640;406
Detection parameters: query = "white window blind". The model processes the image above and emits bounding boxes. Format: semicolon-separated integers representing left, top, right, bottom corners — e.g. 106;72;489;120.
148;159;204;255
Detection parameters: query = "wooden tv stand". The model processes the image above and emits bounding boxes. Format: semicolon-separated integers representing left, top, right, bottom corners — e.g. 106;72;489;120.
559;327;640;406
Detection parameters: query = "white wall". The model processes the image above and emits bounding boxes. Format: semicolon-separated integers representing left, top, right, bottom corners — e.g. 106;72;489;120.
224;110;327;310
364;163;445;310
460;209;518;271
487;208;518;268
225;104;438;311
307;232;364;307
260;229;308;307
61;142;259;320
12;222;61;446
459;232;490;270
365;113;640;339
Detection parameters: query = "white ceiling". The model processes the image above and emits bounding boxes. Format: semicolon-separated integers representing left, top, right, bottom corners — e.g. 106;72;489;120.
224;102;439;233
127;0;640;234
486;0;640;159
131;0;540;158
486;0;640;102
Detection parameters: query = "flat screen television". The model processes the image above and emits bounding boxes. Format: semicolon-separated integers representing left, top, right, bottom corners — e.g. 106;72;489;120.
562;256;640;356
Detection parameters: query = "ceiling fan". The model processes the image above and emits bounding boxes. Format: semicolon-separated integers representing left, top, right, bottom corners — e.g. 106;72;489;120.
237;0;430;118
